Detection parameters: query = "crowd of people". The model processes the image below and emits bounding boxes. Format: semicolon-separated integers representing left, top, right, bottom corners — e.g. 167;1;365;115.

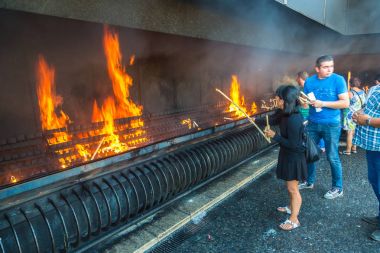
260;55;380;241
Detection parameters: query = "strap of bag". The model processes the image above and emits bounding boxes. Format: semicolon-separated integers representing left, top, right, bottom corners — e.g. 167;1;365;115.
351;89;364;108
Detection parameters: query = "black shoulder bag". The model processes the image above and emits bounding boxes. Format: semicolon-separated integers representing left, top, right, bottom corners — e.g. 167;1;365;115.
303;128;320;163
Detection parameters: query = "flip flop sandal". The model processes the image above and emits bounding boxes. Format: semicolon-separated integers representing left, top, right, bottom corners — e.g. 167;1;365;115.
279;219;300;231
351;150;357;154
277;206;291;214
339;150;351;155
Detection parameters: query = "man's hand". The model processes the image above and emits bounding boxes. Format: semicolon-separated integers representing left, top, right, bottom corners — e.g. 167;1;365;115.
264;128;275;138
310;100;323;108
352;111;369;125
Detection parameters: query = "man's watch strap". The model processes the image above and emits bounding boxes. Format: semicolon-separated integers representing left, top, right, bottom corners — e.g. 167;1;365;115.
366;117;372;126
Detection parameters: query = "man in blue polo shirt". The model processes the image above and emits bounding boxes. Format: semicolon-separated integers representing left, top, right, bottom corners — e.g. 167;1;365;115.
299;55;349;199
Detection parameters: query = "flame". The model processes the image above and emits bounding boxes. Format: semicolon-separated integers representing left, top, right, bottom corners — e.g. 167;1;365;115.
36;55;70;130
92;100;104;122
10;176;17;183
36;56;74;168
129;55;135;65
75;144;91;161
181;118;192;129
87;26;147;156
103;26;142;118
99;97;128;154
33;29;148;172
35;56;95;168
228;75;248;118
251;102;258;114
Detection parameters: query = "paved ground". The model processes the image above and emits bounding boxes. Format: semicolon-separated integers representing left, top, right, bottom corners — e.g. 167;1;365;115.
150;148;380;253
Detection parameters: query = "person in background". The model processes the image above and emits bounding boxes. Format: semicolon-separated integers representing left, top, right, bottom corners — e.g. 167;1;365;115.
340;77;366;155
296;71;326;153
298;55;349;200
352;87;380;241
367;74;380;100
264;85;307;231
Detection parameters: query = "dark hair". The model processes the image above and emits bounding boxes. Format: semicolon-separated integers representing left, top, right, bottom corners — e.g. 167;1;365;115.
296;71;309;80
315;55;334;67
349;77;361;88
281;85;300;115
275;85;287;99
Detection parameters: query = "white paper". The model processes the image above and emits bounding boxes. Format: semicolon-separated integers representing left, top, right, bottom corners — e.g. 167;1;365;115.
307;92;322;112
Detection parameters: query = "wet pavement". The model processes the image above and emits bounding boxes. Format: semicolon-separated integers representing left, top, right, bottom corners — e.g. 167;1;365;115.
150;148;380;253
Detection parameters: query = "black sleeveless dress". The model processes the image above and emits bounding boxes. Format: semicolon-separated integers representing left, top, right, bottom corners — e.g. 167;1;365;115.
272;112;307;181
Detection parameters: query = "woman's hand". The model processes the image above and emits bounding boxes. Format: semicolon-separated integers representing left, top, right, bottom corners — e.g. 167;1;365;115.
264;128;275;138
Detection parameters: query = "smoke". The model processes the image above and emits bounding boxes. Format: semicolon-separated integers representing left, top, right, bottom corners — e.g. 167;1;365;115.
2;1;380;139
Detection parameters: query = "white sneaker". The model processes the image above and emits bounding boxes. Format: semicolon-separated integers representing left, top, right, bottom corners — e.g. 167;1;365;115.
298;182;314;190
324;188;343;199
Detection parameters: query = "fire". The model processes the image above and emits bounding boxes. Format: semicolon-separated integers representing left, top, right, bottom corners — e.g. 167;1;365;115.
225;75;258;118
75;144;91;161
36;56;94;167
88;26;147;156
181;118;192;129
33;27;149;172
227;75;249;118
36;55;70;130
99;97;128;154
129;55;135;65
103;26;142;118
92;100;104;122
10;176;17;183
36;55;73;159
251;102;258;114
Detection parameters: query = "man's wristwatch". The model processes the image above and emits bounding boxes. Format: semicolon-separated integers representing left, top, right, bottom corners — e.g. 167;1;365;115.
365;117;372;126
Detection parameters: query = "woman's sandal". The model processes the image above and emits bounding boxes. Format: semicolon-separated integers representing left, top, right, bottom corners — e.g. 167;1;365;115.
339;150;351;155
279;219;300;231
351;149;357;154
277;206;291;214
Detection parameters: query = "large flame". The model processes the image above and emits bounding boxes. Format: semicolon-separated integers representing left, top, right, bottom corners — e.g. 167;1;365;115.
227;75;258;118
33;28;148;174
99;97;128;154
36;56;94;167
89;26;147;156
103;26;142;118
228;75;248;117
36;55;70;130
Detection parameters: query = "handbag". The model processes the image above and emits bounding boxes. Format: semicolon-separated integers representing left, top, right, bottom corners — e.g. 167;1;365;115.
303;131;320;163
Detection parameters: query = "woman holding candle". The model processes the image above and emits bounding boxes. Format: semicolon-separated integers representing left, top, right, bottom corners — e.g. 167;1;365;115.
264;85;307;231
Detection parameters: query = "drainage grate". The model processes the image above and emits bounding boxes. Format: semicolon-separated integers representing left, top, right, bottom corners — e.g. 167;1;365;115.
148;213;213;253
147;172;272;253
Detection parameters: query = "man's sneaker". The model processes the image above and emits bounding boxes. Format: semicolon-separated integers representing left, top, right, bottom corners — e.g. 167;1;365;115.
324;188;343;199
299;182;314;190
362;216;379;226
370;230;380;241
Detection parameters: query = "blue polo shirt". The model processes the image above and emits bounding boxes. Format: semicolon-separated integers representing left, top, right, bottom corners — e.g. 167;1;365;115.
304;73;347;124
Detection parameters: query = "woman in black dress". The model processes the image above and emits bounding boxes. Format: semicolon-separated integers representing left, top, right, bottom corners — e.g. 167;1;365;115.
264;85;307;231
